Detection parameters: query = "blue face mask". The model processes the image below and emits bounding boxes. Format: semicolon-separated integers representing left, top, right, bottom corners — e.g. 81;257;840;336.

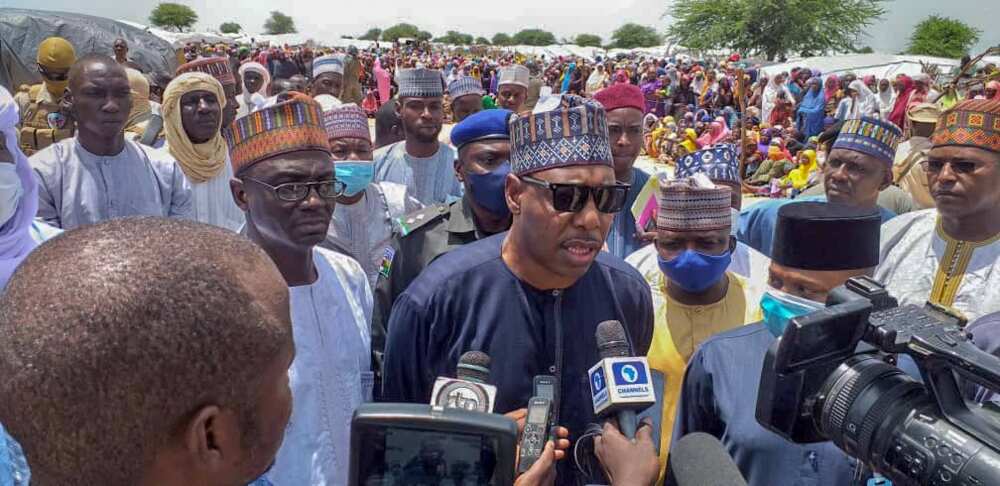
335;161;374;197
760;287;825;337
467;162;511;218
657;249;732;293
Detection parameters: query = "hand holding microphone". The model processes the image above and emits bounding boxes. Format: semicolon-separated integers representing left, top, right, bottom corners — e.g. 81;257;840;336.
594;418;660;486
589;320;656;440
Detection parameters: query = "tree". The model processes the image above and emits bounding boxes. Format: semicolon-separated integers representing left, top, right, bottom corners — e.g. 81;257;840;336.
611;23;661;49
491;33;513;46
416;31;434;42
665;0;888;61
263;11;296;35
359;28;382;41
575;34;603;48
512;29;557;46
382;23;423;42
434;31;475;45
475;36;491;45
148;3;198;32
907;15;980;59
219;22;241;34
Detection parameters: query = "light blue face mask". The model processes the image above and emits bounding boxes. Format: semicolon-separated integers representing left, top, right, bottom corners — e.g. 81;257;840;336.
760;286;825;337
334;161;374;198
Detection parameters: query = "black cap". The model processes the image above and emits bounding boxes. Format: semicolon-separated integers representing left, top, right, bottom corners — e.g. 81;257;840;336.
772;202;880;271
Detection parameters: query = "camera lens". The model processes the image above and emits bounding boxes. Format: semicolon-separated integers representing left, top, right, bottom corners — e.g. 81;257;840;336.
816;355;926;459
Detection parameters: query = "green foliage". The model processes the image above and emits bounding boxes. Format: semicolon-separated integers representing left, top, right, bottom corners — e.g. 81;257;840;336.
475;36;491;45
219;22;241;34
610;24;661;49
665;0;887;60
907;15;980;59
491;33;513;46
359;28;382;41
416;31;433;42
855;45;875;54
574;34;603;48
512;29;557;46
263;11;297;35
382;23;422;42
148;3;198;32
434;31;475;45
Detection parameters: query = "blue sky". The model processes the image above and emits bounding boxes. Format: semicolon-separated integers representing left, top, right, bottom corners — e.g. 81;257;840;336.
4;0;997;53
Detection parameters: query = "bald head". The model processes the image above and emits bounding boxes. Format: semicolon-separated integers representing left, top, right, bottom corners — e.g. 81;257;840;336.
0;217;292;485
68;53;128;91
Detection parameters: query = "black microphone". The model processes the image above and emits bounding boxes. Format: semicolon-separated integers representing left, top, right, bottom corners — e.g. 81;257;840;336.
669;432;748;486
589;320;655;440
430;351;498;413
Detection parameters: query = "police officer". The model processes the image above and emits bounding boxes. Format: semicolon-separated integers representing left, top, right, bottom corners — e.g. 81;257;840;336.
15;37;77;156
373;109;514;365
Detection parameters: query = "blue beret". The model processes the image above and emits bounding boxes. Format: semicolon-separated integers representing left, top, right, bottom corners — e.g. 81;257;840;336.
450;108;513;149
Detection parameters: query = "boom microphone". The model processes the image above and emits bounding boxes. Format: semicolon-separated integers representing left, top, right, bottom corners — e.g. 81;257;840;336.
669;432;748;486
430;351;498;413
589;320;655;439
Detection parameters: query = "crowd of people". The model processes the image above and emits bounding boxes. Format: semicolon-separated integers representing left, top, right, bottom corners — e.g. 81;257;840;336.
1;30;999;486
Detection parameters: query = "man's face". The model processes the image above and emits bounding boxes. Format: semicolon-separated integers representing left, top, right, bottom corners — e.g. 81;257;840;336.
68;61;131;139
451;94;482;123
310;72;343;98
456;139;511;193
655;227;732;263
234;151;337;249
509;165;616;282
221;84;238;130
926;145;1000;220
605;107;644;179
497;84;527;112
397;97;443;144
823;148;890;208
234;339;294;484
179;90;221;144
244;71;264;94
270;79;293;97
289;75;309;93
768;261;867;303
330;137;374;161
113;40;128;59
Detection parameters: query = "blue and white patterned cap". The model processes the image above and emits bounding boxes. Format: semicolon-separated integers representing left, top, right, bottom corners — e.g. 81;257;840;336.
832;116;901;166
509;94;613;176
498;64;530;89
675;144;739;184
448;75;484;99
397;68;444;98
312;54;344;77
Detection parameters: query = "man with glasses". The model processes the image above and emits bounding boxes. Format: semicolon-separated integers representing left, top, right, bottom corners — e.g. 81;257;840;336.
738;115;901;257
15;37;77;156
639;176;759;474
876;99;1000;322
382;95;654;485
226;94;374;486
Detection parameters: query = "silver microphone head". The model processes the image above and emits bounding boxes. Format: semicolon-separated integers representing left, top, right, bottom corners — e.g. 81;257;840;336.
596;320;630;358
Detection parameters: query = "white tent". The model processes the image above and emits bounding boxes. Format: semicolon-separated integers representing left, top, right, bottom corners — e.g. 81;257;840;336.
115;20;235;49
759;53;960;80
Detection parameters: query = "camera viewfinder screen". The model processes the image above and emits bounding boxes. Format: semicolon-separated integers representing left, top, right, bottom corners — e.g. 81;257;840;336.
356;425;500;486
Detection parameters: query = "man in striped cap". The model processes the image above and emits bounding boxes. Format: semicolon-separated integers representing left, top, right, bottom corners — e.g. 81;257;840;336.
877;99;1000;323
447;75;485;123
225;94;373;486
373;67;462;205
640;175;758;475
383;95;654;485
176;57;239;133
310;54;344;99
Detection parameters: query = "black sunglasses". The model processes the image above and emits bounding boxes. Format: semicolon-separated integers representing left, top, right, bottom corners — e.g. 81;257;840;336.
921;159;981;175
244;177;346;202
520;175;630;214
38;65;69;82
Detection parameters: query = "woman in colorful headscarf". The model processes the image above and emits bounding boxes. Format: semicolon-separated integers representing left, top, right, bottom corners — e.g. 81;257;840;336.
613;69;629;84
781;148;818;194
876;78;896;119
796;77;826;138
836;79;876;120
586;64;609;96
374;57;391;107
888;75;915;128
695;117;731;148
823;74;841;114
987;81;1000;101
561;62;577;94
761;72;792;125
678;127;699;154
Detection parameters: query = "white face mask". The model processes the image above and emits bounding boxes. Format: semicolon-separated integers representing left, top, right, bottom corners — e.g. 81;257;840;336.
0;163;23;228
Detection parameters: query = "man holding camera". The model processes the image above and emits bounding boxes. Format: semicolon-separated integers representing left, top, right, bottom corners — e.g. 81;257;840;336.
876;99;1000;323
672;201;882;486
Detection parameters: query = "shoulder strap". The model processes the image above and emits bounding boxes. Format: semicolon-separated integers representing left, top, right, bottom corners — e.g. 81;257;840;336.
139;114;164;146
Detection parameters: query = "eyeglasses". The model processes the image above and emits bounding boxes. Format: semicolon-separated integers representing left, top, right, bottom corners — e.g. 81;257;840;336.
38;65;68;82
921;159;981;175
520;176;630;213
244;177;346;202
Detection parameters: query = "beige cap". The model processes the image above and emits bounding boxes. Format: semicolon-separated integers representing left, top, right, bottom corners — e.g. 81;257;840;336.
907;102;941;124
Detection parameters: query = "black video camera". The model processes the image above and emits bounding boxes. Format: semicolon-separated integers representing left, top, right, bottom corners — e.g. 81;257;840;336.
756;276;1000;486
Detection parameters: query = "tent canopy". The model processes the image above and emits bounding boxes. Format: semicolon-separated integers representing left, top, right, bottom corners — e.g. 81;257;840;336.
0;9;177;90
758;53;960;80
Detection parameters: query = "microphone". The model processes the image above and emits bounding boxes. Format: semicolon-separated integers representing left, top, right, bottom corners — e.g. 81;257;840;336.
430;351;498;413
588;320;655;440
669;432;748;486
